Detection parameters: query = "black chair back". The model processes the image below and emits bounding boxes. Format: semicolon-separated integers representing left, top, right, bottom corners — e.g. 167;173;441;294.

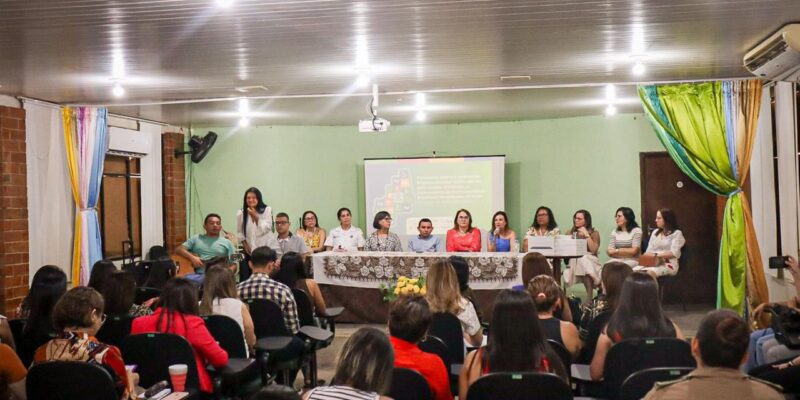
292;288;317;327
467;372;572;400
96;314;134;348
546;339;572;380
419;335;452;374
389;368;433;400
428;312;465;365
248;384;300;400
619;367;693;400
604;338;696;399
246;298;292;337
121;333;201;393
134;287;161;305
27;361;120;400
203;314;248;358
10;318;56;367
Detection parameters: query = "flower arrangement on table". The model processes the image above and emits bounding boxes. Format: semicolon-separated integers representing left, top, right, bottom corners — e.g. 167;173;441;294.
379;276;427;302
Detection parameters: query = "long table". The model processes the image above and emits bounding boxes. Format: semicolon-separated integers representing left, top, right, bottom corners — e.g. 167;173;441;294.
312;251;526;323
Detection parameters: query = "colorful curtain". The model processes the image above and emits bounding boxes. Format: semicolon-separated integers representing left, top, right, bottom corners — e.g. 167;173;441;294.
638;80;767;314
63;107;109;285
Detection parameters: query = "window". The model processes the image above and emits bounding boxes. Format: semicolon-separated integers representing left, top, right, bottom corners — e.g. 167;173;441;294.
99;154;142;260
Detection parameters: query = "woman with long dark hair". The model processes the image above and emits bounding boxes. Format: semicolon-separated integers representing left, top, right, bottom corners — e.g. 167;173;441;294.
141;256;177;290
564;209;602;297
131;278;228;393
236;187;275;256
296;211;326;253
636;208;686;279
607;206;643;267
459;290;567;399
87;259;117;292
273;252;327;314
590;272;684;380
102;271;153;317
522;206;560;250
17;265;67;366
487;211;516;252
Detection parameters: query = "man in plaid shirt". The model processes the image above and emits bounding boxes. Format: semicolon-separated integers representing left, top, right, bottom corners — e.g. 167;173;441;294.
237;246;299;334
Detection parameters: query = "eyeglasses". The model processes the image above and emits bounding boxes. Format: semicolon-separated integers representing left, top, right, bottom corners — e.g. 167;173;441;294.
383;217;392;221
303;217;316;220
457;216;470;219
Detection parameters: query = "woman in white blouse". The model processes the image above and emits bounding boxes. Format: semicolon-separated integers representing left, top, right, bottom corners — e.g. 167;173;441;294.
236;187;277;255
324;207;366;251
635;208;686;279
425;260;483;347
607;207;643;268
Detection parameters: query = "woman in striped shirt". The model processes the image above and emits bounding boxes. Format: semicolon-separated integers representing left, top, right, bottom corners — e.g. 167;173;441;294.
606;207;643;268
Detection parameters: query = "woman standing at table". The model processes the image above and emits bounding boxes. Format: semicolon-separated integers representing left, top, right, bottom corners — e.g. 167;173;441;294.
607;206;643;268
563;209;602;297
297;211;327;253
522;206;560;251
446;209;482;252
324;207;366;251
236;187;274;256
365;211;403;252
488;211;517;252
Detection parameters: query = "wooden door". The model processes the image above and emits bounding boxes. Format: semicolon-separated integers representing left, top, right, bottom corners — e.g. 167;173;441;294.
640;152;718;305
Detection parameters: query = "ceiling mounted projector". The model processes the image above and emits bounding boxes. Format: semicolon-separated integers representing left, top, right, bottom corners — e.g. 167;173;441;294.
174;131;218;163
744;24;800;81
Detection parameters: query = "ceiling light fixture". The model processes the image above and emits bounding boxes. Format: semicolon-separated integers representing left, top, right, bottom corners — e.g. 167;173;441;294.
605;84;616;102
632;61;646;76
112;82;125;97
415;92;426;107
415;110;427;122
216;0;234;8
238;98;249;114
355;73;371;88
605;104;617;116
238;117;250;127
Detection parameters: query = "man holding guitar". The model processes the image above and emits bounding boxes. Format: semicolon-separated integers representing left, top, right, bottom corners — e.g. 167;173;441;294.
175;213;236;282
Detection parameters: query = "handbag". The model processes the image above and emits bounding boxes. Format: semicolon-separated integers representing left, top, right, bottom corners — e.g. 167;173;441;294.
770;304;800;349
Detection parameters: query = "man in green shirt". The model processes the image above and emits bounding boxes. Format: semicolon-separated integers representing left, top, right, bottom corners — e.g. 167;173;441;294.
175;213;235;279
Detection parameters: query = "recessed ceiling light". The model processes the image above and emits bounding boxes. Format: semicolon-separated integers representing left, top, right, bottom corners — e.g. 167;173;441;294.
112;82;125;97
605;104;617;116
355;74;370;88
415;110;427;122
632;61;646;76
216;0;234;7
238;117;250;127
238;98;249;114
605;84;616;102
415;92;426;107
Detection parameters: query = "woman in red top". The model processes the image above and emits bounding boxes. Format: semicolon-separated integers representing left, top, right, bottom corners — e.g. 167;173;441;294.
131;278;228;393
459;290;567;400
446;209;482;252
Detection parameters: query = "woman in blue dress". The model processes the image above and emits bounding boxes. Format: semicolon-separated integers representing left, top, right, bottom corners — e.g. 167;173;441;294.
488;211;517;252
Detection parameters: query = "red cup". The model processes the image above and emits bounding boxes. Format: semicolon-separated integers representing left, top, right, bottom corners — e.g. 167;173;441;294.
168;364;188;392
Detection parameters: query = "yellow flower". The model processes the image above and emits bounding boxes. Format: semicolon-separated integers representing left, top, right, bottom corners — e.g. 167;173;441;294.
400;286;410;295
409;278;418;285
393;287;400;295
397;281;406;288
420;287;427;295
398;276;408;282
411;285;420;294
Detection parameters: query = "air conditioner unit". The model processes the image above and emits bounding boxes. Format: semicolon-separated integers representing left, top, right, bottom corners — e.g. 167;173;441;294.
744;24;800;81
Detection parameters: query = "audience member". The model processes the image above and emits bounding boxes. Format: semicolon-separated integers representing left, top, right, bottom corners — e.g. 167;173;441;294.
389;295;453;400
522;206;560;250
0;343;25;400
646;310;782;400
449;255;483;323
237;247;300;334
131;278;228;393
365;211;403;252
0;314;15;351
175;213;235;279
303;327;393;400
513;252;572;322
297;211;327;254
200;266;256;355
204;255;240;281
87;259;117;292
33;287;132;399
459;290;567;399
529;275;581;356
636;208;686;279
274;213;311;259
590;272;684;380
425;260;483;347
578;261;632;363
487;211;516;252
607;206;643;267
446;209;481;252
101;271;153;317
564;209;602;297
324;207;365;251
141;256;177;290
408;218;442;252
273;252;327;315
17;265;67;366
236;187;275;256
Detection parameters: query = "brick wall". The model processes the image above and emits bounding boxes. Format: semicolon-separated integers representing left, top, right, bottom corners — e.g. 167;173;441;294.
0;106;29;316
162;132;187;253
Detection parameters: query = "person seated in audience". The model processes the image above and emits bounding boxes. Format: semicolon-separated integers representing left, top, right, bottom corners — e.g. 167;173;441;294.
273;252;327;315
645;310;782;400
33;287;133;399
205;255;240;283
141;256;177;290
87;259;117;292
446;209;482;252
324;207;365;251
101;271;153;317
0;314;15;351
449;255;484;323
16;265;67;366
487;211;516;252
459;290;567;399
236;187;275;257
578;261;632;364
297;211;327;254
200;266;256;355
607;207;643;268
408;218;442;252
175;213;236;280
274;212;311;259
365;211;403;252
636;208;686;279
522;206;560;250
563;209;602;297
512;252;573;322
529;275;581;356
0;343;25;400
590;272;684;380
388;295;453;400
425;260;483;347
131;278;228;394
303;327;394;400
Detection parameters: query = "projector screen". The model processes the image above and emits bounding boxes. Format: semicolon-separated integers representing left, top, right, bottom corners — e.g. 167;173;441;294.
364;156;505;249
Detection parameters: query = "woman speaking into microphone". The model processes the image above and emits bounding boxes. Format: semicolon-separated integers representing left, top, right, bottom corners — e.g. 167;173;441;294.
236;187;276;256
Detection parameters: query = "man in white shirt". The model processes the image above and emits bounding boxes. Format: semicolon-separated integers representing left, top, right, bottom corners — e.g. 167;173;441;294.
324;207;366;251
274;212;311;259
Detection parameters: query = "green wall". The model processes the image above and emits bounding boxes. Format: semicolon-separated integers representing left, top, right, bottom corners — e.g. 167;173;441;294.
187;113;664;262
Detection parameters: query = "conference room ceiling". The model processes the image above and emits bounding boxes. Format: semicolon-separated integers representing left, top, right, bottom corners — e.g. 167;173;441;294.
0;0;797;126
